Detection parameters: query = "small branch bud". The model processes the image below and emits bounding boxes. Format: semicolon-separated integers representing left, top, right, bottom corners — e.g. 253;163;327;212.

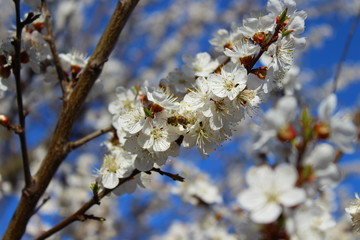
0;114;9;126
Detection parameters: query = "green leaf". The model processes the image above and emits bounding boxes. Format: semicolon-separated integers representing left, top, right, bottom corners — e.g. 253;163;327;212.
90;183;100;195
143;107;153;117
279;8;288;22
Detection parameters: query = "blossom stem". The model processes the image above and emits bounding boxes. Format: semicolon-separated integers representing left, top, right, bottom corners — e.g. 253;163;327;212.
66;125;113;151
149;167;185;182
246;20;283;73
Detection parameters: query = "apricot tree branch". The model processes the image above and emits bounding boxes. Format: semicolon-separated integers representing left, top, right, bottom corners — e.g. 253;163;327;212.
12;0;32;188
3;1;140;239
34;170;141;240
34;168;184;239
332;7;360;93
42;0;68;96
66;125;113;151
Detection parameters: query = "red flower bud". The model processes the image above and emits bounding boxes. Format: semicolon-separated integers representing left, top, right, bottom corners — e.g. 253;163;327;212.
253;32;266;45
0;115;9;126
277;124;297;142
313;121;330;139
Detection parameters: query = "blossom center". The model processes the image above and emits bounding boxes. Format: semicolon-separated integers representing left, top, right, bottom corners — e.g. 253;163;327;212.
238;90;255;107
102;155;118;173
151;127;164;140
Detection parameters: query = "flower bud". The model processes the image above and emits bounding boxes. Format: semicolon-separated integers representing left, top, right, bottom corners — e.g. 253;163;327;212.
277;124;297;142
313;121;330;140
253;32;266;45
0;115;9;126
277;8;288;24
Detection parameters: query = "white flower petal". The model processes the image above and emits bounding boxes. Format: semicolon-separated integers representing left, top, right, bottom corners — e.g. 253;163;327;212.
153;138;171;152
318;94;336;122
279;188;305;207
251;202;281;224
137;134;154;149
102;173;119;189
246;165;274;190
274;164;298;191
238;189;267;211
134;156;153;171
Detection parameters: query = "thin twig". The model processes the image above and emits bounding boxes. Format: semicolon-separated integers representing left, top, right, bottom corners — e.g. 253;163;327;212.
149;167;185;182
0;120;23;134
66;126;113;151
12;0;32;188
41;0;68;96
332;8;360;93
33;196;51;215
79;214;106;222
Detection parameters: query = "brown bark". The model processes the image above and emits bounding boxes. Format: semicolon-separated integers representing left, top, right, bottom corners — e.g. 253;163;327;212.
2;1;140;239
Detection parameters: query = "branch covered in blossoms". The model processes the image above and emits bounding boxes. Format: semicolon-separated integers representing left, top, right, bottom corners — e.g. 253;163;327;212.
35;167;184;239
3;1;140;239
101;0;307;192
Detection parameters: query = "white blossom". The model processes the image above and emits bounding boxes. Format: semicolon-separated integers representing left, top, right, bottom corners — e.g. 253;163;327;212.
137;117;179;152
207;63;248;100
172;174;223;205
224;39;260;63
286;201;336;240
209;29;237;52
253;95;298;150
317;94;357;153
182;52;218;77
302;143;341;189
237;14;275;39
238;164;306;224
99;149;136;189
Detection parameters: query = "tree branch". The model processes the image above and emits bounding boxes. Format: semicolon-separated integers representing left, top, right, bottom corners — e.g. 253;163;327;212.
34;167;184;239
149;167;185;182
41;0;68;96
66;125;113;151
12;0;32;188
332;6;360;93
3;1;140;239
34;170;141;240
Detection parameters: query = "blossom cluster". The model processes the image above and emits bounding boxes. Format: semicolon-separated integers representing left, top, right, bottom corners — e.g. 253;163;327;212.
236;92;357;228
101;0;307;191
